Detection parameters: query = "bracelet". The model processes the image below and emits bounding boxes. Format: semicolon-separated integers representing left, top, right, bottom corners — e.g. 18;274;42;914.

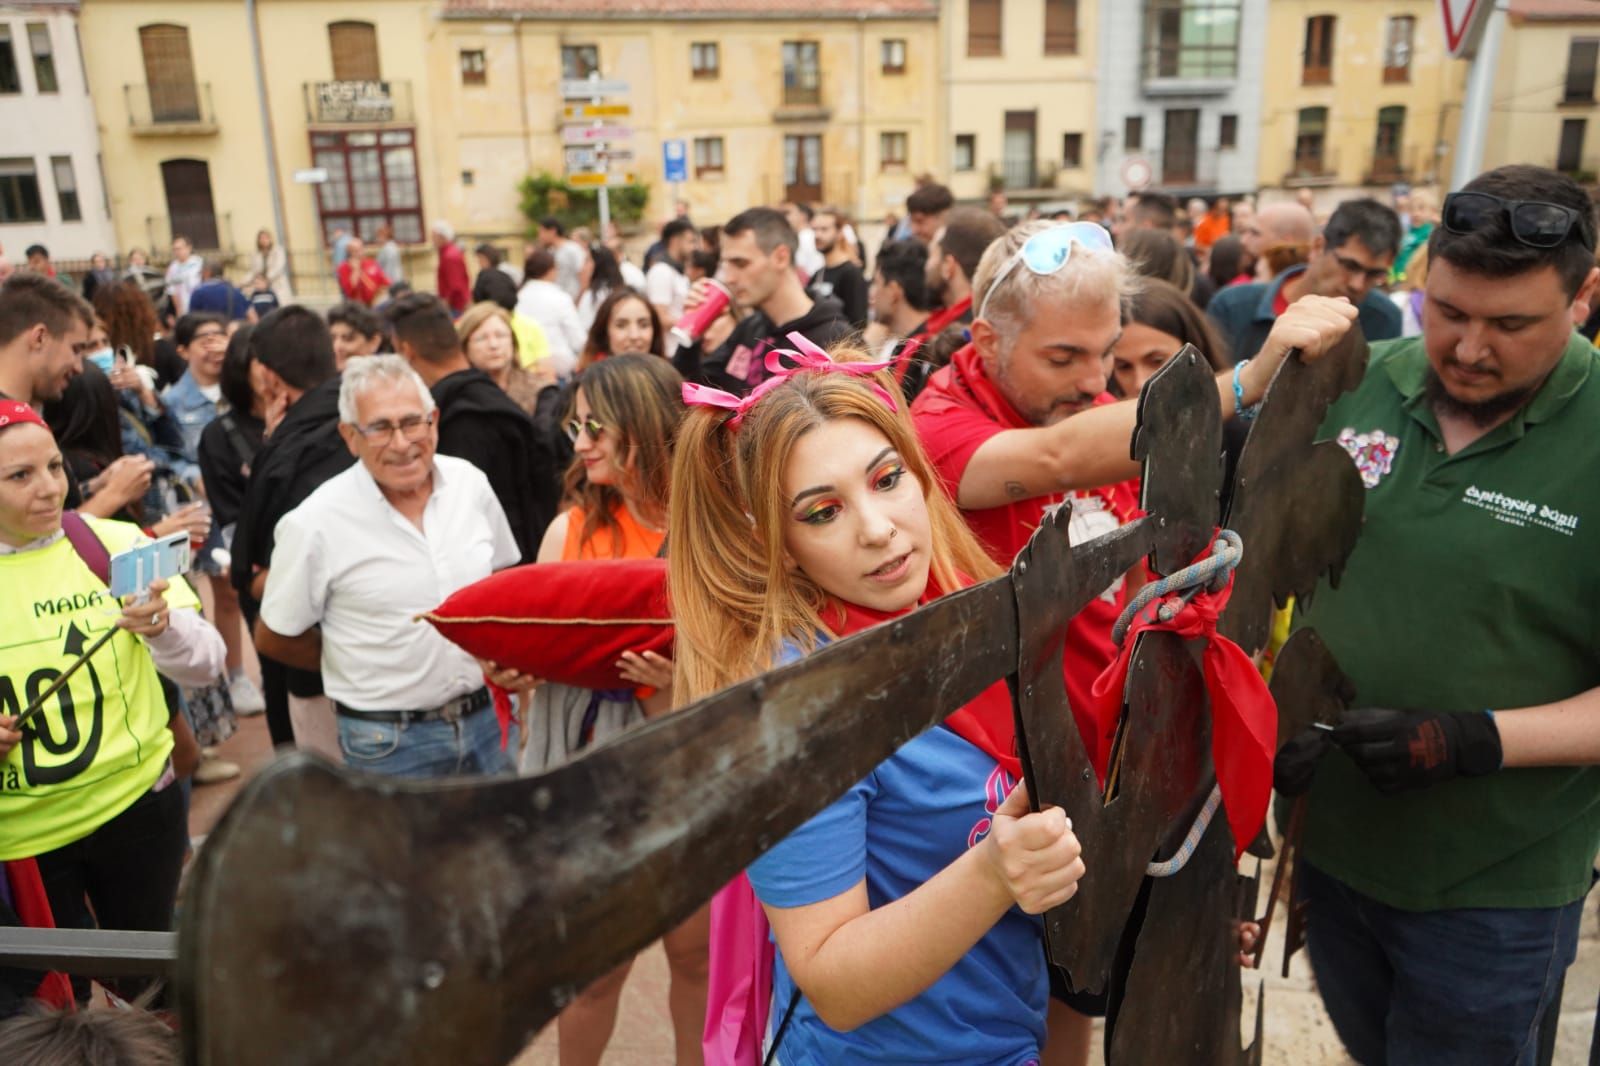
1231;359;1261;422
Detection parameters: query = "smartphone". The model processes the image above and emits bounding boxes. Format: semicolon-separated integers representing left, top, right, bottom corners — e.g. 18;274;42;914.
109;532;192;599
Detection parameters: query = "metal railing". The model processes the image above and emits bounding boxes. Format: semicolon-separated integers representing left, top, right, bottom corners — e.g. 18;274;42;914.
1283;148;1341;186
142;212;235;256
123;82;217;132
303;79;414;125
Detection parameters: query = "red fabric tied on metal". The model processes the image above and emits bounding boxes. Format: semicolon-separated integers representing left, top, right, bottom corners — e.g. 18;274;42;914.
1086;550;1277;861
3;858;76;1009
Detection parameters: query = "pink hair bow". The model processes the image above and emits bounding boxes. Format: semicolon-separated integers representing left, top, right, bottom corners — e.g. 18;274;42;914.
764;333;899;412
680;332;898;427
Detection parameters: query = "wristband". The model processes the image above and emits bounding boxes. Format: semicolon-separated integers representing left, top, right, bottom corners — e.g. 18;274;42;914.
1231;359;1260;422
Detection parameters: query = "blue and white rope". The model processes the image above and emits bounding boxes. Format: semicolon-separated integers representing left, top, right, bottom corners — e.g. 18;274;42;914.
1145;784;1222;877
1111;530;1244;647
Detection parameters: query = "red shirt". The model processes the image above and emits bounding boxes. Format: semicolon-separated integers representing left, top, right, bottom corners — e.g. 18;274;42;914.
337;258;389;306
912;344;1139;741
436;242;471;313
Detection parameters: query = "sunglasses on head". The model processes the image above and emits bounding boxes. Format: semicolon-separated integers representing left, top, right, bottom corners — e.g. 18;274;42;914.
976;222;1115;321
1441;191;1593;251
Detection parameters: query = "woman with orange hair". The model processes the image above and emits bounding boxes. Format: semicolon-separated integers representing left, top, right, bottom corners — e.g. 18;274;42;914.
669;337;1086;1064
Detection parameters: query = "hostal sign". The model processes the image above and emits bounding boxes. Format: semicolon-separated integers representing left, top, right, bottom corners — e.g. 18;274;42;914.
315;80;395;123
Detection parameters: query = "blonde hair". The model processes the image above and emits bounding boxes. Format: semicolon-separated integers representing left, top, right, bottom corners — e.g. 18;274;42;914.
455;301;519;361
972;221;1138;355
669;348;1001;703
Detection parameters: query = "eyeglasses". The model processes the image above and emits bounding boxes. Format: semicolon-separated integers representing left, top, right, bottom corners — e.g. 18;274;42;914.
190;329;228;344
1332;253;1391;286
564;416;606;443
1441;191;1592;251
353;411;435;443
975;222;1116;321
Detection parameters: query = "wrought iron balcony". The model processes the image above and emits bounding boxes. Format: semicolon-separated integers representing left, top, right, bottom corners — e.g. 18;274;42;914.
124;82;217;135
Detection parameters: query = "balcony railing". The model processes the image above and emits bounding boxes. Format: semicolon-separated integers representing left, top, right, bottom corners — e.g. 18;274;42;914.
1284;148;1341;186
143;212;234;256
124;82;218;135
1157;150;1221;192
1365;145;1424;186
304;80;414;125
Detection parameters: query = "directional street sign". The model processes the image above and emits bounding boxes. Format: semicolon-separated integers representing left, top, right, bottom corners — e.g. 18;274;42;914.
560;77;630;98
563;102;631;121
561;124;633;145
662;139;688;184
567;172;637;188
564;146;601;172
600;148;635;163
292;167;329;185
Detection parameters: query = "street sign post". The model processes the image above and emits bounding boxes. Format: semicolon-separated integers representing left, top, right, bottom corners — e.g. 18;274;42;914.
560;77;630;98
563;102;631;121
567;172;638;189
1440;0;1490;57
561;124;634;145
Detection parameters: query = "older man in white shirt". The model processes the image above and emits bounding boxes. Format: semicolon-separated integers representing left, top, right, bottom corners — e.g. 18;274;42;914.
254;354;520;778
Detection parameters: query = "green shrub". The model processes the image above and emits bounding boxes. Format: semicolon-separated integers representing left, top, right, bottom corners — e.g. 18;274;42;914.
517;172;650;233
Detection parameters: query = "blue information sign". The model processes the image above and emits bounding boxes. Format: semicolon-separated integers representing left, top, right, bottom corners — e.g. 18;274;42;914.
663;139;688;184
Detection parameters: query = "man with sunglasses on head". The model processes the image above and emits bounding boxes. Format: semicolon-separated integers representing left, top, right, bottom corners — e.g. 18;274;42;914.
255;356;520;779
1209;197;1403;365
911;218;1357;1063
1268;164;1600;1065
383;293;557;564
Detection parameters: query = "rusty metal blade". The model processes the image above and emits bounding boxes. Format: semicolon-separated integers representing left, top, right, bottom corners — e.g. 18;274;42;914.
1220;328;1369;653
178;578;1018;1066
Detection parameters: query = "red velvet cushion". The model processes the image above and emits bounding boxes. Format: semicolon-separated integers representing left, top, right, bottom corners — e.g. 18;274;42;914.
422;558;672;690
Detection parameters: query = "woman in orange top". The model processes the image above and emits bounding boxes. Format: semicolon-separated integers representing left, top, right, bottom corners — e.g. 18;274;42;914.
525;354;706;1066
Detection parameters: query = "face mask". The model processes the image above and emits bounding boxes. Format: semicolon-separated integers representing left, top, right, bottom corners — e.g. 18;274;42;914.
87;347;115;373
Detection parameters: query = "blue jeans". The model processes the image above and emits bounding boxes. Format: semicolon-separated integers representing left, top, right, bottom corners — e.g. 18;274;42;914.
336;707;515;779
1300;860;1584;1066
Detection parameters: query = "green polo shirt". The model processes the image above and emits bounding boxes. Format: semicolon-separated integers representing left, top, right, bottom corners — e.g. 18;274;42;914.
1295;332;1600;911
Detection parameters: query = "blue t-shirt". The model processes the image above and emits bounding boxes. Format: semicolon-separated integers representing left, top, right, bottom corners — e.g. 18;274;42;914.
745;646;1047;1065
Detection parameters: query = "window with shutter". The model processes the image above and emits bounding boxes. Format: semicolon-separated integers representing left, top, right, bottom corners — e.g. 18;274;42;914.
27;23;56;93
51;155;80;221
1565;39;1598;104
160;158;219;249
1044;0;1078;56
139;24;200;123
968;0;1002;58
1383;16;1414;83
1302;15;1335;86
329;21;380;82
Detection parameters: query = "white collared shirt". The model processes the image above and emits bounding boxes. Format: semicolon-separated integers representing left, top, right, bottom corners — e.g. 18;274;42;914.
260;455;519;711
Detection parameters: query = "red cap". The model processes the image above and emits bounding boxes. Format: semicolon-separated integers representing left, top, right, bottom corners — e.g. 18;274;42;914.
0;400;48;434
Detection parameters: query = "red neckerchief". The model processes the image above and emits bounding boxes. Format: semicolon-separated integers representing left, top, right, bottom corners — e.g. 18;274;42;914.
950;343;1138;524
1086;544;1277;860
3;860;75;1009
892;296;971;384
821;572;1021;779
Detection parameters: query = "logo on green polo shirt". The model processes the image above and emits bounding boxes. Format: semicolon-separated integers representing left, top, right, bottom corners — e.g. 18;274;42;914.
1463;485;1580;535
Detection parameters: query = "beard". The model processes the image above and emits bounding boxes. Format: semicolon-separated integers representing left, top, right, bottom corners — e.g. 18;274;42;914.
1423;365;1537;428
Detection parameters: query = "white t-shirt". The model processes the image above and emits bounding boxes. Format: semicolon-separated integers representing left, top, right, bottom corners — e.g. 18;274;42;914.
260;455;520;711
514;278;586;376
645;260;689;324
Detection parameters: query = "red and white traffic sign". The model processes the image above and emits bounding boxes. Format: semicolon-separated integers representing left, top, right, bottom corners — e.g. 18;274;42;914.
1441;0;1490;58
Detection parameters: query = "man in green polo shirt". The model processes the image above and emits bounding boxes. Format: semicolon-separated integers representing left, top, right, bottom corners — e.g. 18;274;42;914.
1281;164;1600;1064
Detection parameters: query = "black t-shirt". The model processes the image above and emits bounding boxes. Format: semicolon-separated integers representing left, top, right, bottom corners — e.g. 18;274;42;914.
809;261;870;330
431;368;559;563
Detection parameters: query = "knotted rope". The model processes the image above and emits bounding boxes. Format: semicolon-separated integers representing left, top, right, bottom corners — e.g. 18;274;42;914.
1112;531;1244;878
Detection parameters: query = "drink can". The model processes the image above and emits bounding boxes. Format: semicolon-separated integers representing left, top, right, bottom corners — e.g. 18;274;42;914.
670;279;732;348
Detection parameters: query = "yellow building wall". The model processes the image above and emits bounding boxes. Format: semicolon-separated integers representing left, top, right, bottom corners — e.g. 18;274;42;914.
1257;0;1464;191
1485;12;1600;177
81;0;438;286
941;0;1098;202
430;14;941;238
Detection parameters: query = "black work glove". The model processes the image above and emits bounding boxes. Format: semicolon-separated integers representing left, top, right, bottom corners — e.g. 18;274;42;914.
1331;708;1503;795
1274;727;1332;796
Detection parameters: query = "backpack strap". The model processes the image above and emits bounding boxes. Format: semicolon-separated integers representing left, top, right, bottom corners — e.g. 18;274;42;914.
60;510;112;587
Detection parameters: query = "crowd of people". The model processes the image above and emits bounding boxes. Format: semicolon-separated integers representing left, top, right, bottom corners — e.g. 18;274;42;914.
0;159;1597;1066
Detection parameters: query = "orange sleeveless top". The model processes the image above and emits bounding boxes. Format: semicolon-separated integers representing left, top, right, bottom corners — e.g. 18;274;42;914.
560;503;666;562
